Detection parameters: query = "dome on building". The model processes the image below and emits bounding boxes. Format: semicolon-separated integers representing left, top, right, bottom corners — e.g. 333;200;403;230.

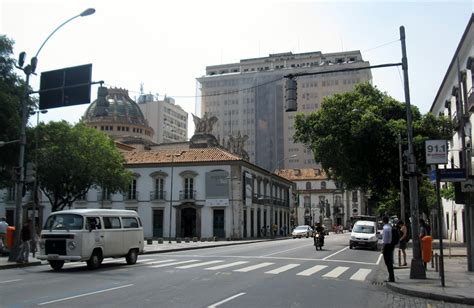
83;87;154;143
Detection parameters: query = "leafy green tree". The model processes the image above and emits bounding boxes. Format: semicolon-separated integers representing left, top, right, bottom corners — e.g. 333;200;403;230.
0;36;23;187
32;121;132;212
293;82;453;215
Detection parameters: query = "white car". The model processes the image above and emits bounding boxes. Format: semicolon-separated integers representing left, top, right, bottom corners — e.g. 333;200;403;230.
291;225;313;238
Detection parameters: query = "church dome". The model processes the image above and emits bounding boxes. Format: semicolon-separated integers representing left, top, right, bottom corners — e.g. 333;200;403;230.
83;87;154;142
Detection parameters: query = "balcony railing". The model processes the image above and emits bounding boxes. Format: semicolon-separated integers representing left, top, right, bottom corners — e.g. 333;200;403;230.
150;190;167;201
123;191;139;201
179;190;196;201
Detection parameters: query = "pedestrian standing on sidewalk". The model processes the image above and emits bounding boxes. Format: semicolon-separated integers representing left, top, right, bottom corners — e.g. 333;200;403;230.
397;220;408;266
17;220;32;263
0;217;8;252
382;216;395;282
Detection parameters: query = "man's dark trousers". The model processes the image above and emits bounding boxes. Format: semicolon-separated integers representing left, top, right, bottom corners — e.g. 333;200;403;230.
383;244;395;282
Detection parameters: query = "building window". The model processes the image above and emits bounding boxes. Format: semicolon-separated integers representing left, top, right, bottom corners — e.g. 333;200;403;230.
321;181;326;189
127;179;137;200
305;182;311;190
154;178;165;200
184;177;194;199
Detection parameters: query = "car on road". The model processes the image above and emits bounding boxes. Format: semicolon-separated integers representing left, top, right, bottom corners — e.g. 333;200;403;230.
349;220;379;250
291;225;314;238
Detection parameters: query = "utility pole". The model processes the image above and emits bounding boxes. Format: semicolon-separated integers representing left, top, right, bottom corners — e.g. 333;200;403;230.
399;133;405;222
400;25;426;279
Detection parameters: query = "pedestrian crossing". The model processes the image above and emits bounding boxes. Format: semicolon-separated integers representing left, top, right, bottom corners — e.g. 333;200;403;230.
143;258;374;282
54;257;375;282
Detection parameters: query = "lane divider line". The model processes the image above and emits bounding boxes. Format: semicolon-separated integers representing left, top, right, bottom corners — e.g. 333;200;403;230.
208;292;246;308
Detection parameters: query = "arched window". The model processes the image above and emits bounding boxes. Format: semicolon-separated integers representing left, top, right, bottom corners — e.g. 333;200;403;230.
305;182;311;190
321;181;326;189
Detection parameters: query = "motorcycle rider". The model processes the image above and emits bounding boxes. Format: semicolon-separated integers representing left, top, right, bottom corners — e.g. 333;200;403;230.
313;222;325;246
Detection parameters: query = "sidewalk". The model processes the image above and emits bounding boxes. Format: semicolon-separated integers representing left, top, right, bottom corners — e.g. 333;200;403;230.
0;237;276;270
386;240;474;305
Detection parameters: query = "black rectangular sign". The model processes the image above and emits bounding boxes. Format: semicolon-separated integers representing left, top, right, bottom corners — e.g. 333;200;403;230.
39;64;92;110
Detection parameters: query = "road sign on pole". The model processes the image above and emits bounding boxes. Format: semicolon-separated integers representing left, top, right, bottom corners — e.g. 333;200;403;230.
425;140;448;165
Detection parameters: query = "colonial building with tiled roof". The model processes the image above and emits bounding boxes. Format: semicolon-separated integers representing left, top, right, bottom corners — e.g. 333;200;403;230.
277;168;366;230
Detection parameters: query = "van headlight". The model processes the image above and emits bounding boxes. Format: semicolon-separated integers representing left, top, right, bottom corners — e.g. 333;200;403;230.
68;241;76;250
350;236;356;240
369;236;377;241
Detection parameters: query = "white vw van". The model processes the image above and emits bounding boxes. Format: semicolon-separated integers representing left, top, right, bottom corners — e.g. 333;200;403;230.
38;209;144;270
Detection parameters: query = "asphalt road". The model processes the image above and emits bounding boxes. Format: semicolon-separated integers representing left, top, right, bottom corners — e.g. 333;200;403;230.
0;233;393;308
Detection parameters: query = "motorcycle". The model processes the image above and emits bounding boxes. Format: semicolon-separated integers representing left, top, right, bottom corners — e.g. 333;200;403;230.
314;232;324;251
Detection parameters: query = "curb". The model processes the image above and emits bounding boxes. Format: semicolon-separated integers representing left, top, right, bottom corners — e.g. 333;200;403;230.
386;282;474;305
0;261;42;270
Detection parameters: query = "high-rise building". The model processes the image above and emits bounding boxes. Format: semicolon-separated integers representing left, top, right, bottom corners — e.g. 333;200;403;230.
138;94;188;144
197;51;372;171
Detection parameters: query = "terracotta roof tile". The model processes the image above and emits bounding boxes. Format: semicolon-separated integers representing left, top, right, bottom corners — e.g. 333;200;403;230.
123;148;243;165
277;168;328;181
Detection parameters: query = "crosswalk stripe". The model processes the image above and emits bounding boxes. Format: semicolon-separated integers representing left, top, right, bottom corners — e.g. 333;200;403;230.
296;265;327;276
350;268;372;281
150;260;200;268
143;259;177;265
322;266;349;278
265;264;300;274
205;261;249;270
136;259;155;263
175;260;224;269
233;262;274;272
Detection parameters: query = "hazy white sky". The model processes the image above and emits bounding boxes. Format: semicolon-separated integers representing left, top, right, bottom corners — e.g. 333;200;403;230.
1;0;473;137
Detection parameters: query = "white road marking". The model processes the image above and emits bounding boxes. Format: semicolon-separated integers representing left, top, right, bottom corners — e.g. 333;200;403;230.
376;253;383;265
265;263;300;274
322;246;349;260
37;284;133;306
208;292;246;308
175;260;224;269
150;260;200;268
296;265;327;276
205;261;249;270
142;259;177;265
350;268;372;281
260;244;314;257
233;262;274;272
322;266;349;278
0;279;22;284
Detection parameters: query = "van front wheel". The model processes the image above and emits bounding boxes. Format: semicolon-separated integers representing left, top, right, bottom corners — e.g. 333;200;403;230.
126;249;138;265
49;260;64;270
87;250;103;269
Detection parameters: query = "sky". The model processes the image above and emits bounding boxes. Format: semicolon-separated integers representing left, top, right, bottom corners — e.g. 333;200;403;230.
1;0;473;138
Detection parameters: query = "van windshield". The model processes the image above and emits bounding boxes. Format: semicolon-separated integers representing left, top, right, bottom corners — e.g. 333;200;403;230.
44;214;84;231
352;225;374;234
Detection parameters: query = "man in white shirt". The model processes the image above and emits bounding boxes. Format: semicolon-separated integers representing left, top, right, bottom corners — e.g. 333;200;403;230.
382;216;395;282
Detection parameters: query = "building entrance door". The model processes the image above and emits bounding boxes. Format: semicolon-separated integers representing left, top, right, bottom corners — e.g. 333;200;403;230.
153;209;163;238
181;208;196;237
213;209;225;238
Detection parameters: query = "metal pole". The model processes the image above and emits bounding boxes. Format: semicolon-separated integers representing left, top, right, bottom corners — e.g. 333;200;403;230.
168;155;175;244
399;133;405;222
435;166;446;286
8;70;30;262
400;25;425;279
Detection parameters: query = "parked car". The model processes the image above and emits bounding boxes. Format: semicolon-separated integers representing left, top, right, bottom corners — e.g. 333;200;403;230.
349;220;379;250
291;225;313;238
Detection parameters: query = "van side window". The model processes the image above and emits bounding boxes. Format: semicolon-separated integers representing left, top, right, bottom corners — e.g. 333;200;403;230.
86;217;102;230
103;217;121;229
122;217;139;228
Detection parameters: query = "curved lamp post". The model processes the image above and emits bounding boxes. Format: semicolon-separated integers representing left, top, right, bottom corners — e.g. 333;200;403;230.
9;8;95;262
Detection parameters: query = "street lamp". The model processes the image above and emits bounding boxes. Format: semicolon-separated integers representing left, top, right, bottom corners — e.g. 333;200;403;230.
167;152;182;243
9;8;95;262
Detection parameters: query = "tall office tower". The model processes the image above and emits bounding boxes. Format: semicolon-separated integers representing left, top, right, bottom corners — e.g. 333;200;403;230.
138;94;188;144
197;51;372;171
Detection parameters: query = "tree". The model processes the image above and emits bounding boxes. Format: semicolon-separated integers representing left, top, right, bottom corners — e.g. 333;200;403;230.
293;82;453;214
0;36;23;187
32;121;133;212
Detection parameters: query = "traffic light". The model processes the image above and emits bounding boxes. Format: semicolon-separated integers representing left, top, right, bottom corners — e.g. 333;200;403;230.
94;86;109;116
285;77;297;112
25;162;36;183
